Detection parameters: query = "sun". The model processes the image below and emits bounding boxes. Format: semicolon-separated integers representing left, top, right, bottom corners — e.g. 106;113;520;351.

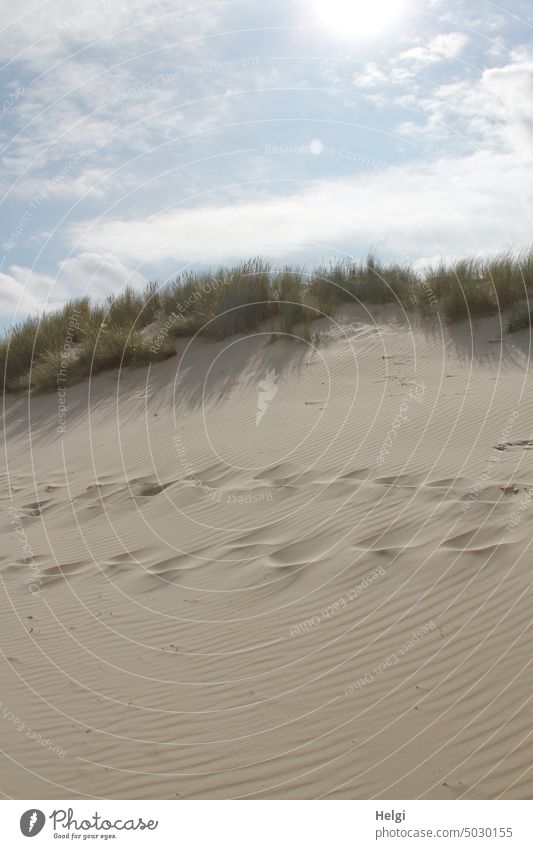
313;0;405;38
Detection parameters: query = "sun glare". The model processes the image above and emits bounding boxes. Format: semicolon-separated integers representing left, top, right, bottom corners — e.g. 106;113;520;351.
313;0;405;38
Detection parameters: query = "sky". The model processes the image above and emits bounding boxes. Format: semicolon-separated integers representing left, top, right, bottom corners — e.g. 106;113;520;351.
0;0;532;322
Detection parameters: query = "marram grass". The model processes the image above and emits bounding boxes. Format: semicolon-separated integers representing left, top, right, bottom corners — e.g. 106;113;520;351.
2;252;532;393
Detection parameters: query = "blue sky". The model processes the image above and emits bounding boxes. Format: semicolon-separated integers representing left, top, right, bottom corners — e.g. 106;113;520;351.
1;0;532;321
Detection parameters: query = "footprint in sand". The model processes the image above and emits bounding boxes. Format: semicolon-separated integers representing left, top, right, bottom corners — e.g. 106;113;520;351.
494;439;533;451
129;479;176;497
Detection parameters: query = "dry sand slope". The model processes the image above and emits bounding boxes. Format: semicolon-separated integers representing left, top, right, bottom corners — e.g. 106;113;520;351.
1;305;533;799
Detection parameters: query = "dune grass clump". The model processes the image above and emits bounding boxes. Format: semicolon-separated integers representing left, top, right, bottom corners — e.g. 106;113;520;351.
275;268;309;334
485;252;533;309
351;256;418;308
310;256;418;314
106;282;161;330
2;249;533;393
309;263;348;315
25;328;176;393
2;284;175;393
413;253;533;322
158;261;274;338
26;350;84;392
0;298;102;391
414;260;493;322
78;326;151;374
206;260;273;338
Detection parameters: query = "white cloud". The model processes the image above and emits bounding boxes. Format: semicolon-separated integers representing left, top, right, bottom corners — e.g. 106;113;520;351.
482;54;533;155
400;32;470;64
12;167;113;201
0;0;229;187
0;0;219;70
57;252;146;298
0;268;44;316
353;63;390;87
68;151;533;267
0;253;146;318
393;50;533;161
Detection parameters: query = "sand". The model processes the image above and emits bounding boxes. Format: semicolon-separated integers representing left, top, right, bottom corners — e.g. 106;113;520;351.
1;305;532;799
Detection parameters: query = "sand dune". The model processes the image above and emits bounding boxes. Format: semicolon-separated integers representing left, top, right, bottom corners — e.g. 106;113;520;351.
1;306;532;799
